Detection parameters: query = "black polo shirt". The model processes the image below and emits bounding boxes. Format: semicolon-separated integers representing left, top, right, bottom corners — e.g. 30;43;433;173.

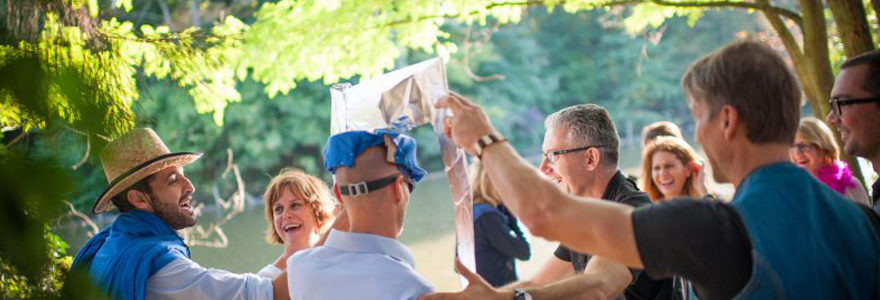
553;171;672;300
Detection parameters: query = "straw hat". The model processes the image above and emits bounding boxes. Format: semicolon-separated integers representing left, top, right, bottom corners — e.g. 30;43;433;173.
92;128;202;214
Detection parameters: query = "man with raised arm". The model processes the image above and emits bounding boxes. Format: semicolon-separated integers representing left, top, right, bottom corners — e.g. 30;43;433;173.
422;40;880;300
287;130;434;300
72;128;289;300
501;104;671;300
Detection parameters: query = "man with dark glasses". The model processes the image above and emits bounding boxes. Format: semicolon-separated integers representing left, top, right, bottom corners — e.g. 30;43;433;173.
828;49;880;214
287;130;433;300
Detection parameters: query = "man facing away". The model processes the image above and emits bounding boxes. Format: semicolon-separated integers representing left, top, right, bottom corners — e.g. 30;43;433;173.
72;128;289;300
287;130;434;300
827;49;880;213
503;104;671;299
424;40;880;300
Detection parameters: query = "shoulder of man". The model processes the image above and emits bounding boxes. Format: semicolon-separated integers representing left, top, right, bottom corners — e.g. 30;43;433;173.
610;173;651;208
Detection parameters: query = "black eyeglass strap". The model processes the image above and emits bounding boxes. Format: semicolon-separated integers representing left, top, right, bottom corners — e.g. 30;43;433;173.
339;174;408;196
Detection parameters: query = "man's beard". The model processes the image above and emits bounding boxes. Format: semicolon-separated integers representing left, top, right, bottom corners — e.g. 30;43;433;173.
150;192;197;230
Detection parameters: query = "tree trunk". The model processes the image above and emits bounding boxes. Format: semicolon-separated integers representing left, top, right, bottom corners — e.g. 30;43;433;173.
799;0;834;118
827;0;874;57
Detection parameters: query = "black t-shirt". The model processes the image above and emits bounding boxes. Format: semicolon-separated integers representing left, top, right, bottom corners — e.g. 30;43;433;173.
554;171;672;300
632;198;880;300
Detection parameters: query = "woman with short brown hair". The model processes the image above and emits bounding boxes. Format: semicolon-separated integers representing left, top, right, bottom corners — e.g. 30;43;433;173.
257;168;336;278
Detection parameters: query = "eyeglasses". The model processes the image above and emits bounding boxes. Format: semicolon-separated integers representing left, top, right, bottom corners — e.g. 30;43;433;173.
542;145;605;164
828;97;880;116
788;142;817;155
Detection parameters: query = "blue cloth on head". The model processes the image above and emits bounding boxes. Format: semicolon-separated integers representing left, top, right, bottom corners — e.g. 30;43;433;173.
72;210;190;300
323;130;427;182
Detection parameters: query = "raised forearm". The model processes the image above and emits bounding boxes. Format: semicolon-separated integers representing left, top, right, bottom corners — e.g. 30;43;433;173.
481;143;643;268
480;143;565;237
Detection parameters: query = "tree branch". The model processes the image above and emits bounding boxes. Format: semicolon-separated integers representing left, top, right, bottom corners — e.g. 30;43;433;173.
649;0;803;30
71;133;90;170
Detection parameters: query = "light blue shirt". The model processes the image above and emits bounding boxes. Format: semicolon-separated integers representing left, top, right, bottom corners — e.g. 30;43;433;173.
287;229;434;300
146;258;272;300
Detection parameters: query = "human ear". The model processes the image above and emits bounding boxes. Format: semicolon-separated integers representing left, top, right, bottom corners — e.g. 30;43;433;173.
720;105;739;140
126;190;153;212
584;147;601;170
391;177;405;204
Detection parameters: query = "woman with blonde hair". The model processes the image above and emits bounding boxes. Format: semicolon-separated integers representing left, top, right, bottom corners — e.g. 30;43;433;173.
790;117;869;204
641;136;708;202
470;161;530;287
256;168;337;278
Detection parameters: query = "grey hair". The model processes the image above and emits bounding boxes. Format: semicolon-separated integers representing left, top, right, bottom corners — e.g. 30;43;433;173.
544;104;619;167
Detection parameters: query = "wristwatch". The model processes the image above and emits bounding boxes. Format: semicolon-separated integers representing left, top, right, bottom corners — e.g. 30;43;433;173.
474;132;507;159
513;289;533;300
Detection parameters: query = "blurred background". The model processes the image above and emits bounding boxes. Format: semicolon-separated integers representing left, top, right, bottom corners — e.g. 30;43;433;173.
2;0;877;297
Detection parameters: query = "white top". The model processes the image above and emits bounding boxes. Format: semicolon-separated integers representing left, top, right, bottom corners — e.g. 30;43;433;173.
287;229;434;300
256;264;283;279
146;258;273;300
844;179;871;206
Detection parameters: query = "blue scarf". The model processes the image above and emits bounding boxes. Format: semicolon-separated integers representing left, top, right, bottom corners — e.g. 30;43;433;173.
72;210;190;300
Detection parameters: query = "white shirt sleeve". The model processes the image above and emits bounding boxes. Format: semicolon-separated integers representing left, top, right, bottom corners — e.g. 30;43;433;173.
845;180;871;206
256;264;282;279
146;258;273;300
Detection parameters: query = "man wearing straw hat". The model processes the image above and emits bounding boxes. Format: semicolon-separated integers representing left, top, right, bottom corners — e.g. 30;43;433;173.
72;128;289;300
287;130;434;300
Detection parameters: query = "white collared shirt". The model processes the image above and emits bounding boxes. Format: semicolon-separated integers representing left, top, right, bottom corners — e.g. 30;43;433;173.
146;258;273;300
287;229;434;300
256;264;283;279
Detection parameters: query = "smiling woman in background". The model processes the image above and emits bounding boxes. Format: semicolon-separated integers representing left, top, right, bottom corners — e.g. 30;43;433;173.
257;168;337;278
641;136;709;202
790;117;870;205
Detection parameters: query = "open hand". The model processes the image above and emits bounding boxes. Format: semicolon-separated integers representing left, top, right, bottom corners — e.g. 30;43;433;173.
418;259;511;300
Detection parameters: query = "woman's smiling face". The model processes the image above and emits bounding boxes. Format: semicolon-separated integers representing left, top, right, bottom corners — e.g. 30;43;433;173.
651;150;690;199
272;187;320;251
789;134;827;174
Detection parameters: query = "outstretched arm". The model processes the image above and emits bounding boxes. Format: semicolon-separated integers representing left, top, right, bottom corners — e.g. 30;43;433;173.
436;93;642;268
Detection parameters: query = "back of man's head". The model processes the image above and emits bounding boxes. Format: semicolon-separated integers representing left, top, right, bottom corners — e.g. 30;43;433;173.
641;121;683;146
335;146;400;194
841;49;880;99
544;103;620;167
681;40;801;145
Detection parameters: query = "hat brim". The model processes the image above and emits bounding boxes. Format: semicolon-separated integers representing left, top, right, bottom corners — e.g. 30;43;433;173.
92;152;202;214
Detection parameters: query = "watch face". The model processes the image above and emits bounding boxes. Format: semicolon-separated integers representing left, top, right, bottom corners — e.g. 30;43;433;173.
514;290;532;300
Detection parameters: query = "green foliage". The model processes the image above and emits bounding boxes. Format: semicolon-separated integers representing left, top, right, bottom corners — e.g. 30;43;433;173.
0;228;72;299
46;4;762;212
0;147;107;299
